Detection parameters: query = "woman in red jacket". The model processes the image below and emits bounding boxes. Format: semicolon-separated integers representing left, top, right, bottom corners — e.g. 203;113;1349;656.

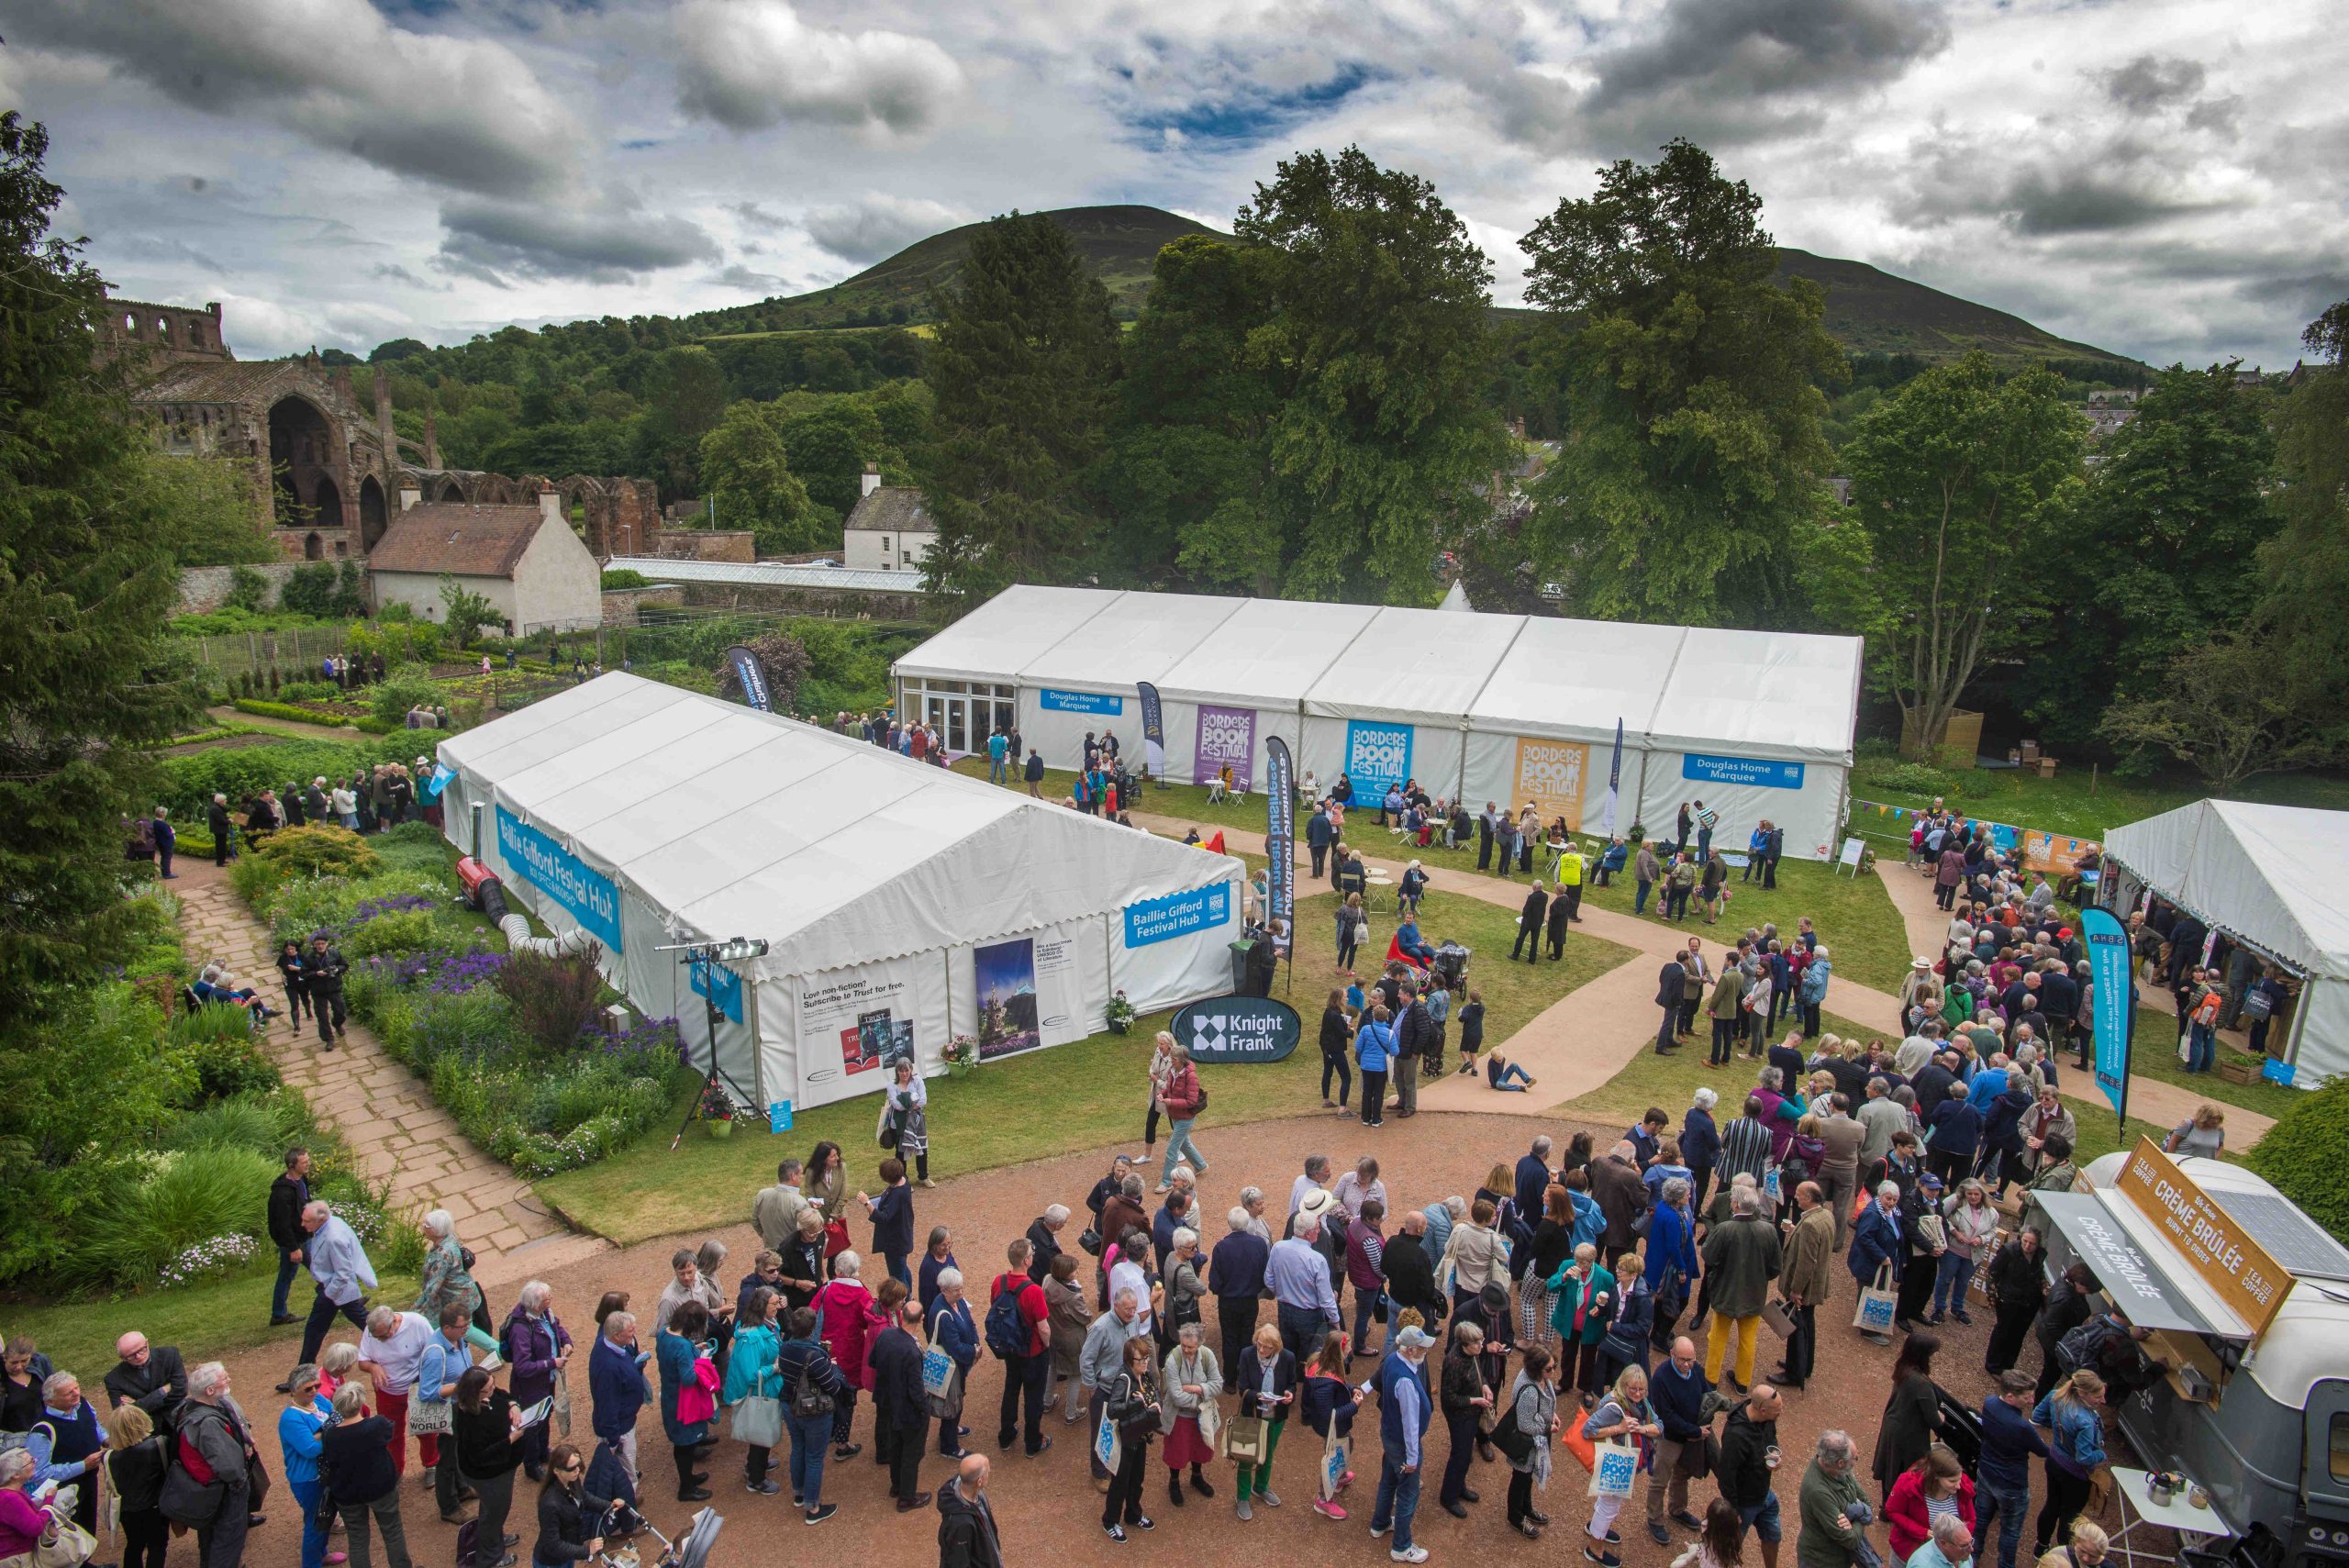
1886;1443;1976;1566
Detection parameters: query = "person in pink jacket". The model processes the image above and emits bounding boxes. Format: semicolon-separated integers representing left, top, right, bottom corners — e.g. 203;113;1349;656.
813;1254;887;1460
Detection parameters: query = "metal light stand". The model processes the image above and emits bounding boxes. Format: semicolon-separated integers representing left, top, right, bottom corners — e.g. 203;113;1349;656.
661;937;767;1151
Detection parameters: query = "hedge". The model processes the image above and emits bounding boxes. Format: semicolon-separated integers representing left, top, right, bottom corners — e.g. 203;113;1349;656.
234;697;351;727
2245;1077;2349;1246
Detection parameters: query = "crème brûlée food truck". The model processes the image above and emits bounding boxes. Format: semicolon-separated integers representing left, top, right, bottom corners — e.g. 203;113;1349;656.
2030;1140;2349;1568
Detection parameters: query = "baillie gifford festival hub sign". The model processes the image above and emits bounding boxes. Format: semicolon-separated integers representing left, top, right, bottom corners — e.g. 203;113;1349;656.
1171;997;1303;1064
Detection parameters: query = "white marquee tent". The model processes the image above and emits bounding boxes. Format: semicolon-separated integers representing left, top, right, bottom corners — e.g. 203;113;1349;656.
896;585;1865;858
435;673;1243;1113
2102;799;2349;1087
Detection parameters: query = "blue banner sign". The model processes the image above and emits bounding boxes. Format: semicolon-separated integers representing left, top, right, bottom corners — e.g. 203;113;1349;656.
1137;681;1166;777
691;954;744;1023
495;806;623;951
1124;883;1234;949
1344;719;1414;795
2080;905;2134;1120
1682;752;1806;791
723;644;771;712
1265;736;1295;932
1040;688;1123;715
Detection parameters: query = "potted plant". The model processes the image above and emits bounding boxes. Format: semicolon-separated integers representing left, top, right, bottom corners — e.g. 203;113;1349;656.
944;1034;981;1076
699;1080;743;1139
1105;989;1136;1035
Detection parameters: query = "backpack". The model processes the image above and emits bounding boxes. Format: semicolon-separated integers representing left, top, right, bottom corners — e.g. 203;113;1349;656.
2056;1315;2125;1375
983;1279;1030;1360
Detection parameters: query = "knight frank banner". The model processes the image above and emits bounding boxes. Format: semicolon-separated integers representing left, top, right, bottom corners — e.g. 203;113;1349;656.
1513;738;1590;831
1195;704;1257;788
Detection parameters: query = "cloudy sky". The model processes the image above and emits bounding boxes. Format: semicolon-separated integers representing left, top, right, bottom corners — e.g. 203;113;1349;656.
8;0;2342;365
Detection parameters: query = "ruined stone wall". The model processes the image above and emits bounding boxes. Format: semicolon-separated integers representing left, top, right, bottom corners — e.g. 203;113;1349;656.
674;581;935;620
176;557;370;615
641;528;757;563
599;585;685;627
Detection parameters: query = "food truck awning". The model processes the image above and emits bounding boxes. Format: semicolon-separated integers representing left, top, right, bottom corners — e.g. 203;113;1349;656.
2032;1190;2251;1339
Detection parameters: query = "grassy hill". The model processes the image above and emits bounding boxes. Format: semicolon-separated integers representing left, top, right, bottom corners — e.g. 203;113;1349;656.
685;204;2137;372
693;206;1224;336
1773;248;2134;371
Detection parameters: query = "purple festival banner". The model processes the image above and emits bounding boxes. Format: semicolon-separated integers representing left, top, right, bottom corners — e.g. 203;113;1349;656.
1193;704;1257;788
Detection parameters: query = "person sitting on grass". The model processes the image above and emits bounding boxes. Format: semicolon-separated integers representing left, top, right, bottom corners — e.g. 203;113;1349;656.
1486;1051;1537;1093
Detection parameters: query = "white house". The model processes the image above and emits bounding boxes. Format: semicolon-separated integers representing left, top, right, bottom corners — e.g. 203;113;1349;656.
368;489;601;636
841;466;935;573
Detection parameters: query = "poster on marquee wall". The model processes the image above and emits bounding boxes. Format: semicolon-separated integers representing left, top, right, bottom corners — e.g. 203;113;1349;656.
1194;705;1257;788
1512;739;1591;831
784;953;946;1110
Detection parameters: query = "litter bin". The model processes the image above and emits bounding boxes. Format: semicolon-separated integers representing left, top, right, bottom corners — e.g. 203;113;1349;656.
1230;938;1255;995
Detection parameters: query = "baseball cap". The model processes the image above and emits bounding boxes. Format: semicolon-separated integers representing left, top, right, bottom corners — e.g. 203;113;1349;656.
1920;1173;1945;1191
1394;1326;1437;1350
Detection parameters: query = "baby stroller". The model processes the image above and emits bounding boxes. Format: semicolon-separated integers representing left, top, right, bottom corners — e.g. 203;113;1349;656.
1430;942;1472;988
594;1504;721;1568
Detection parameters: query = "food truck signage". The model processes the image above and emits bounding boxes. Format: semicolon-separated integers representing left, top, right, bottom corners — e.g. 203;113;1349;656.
2118;1137;2290;1339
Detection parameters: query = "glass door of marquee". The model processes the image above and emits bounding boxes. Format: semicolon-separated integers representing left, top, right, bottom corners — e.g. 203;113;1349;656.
924;694;970;753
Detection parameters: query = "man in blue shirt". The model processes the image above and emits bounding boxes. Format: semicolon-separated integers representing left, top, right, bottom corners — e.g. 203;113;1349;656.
1267;1222;1341;1362
1976;1370;2049;1568
1370;1324;1435;1562
986;728;1008;784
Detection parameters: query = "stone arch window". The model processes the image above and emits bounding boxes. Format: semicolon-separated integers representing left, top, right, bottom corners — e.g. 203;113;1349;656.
123;312;139;335
304;532;323;560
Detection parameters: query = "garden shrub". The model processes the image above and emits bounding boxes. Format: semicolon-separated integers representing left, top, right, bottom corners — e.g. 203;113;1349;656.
344;909;440;959
369;663;446;726
278;680;340;703
163;1095;309;1156
255;824;382;880
234;697;352;727
2247;1077;2349;1245
163;1009;285;1100
493;947;608;1051
62;1145;277;1292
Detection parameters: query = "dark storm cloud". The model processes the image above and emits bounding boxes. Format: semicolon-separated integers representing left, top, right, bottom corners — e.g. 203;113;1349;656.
801;195;965;261
1581;0;1951;145
435;197;719;285
17;0;581;198
2098;54;2207;111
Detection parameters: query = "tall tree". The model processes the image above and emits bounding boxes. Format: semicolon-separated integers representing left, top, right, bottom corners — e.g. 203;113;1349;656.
0;113;201;1004
2254;302;2349;730
2026;364;2277;733
2099;629;2333;790
697;401;819;554
638;345;729;497
1233;147;1504;601
1519;139;1843;624
1094;235;1282;591
918;212;1121;601
1826;351;2083;757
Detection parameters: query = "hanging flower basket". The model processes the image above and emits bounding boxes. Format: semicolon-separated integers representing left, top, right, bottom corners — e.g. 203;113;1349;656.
1105;989;1137;1035
700;1079;744;1135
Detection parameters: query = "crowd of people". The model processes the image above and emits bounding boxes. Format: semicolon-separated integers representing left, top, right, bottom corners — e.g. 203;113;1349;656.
199;761;441;866
0;1010;2196;1568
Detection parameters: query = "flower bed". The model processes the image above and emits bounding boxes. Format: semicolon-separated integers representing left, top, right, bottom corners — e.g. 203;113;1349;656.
237;823;693;1178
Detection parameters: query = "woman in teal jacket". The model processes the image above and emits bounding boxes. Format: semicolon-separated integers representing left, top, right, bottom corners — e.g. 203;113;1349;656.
1546;1241;1617;1403
721;1293;785;1496
658;1300;714;1501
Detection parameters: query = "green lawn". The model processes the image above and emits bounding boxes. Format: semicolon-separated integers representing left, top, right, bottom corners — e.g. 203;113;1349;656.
961;761;1910;995
540;875;1635;1243
1846;750;2349;841
6;1268;420;1385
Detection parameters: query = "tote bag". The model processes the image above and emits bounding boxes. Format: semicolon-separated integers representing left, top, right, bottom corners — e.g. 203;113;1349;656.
1095;1409;1122;1476
729;1394;782;1450
1319;1429;1351;1501
1588;1439;1640;1497
1854;1263;1898;1335
920;1339;963;1418
1223;1414;1266;1464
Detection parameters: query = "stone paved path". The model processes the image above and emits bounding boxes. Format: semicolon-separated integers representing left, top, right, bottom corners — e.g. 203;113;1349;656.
1869;857;2274;1149
170;856;607;1284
